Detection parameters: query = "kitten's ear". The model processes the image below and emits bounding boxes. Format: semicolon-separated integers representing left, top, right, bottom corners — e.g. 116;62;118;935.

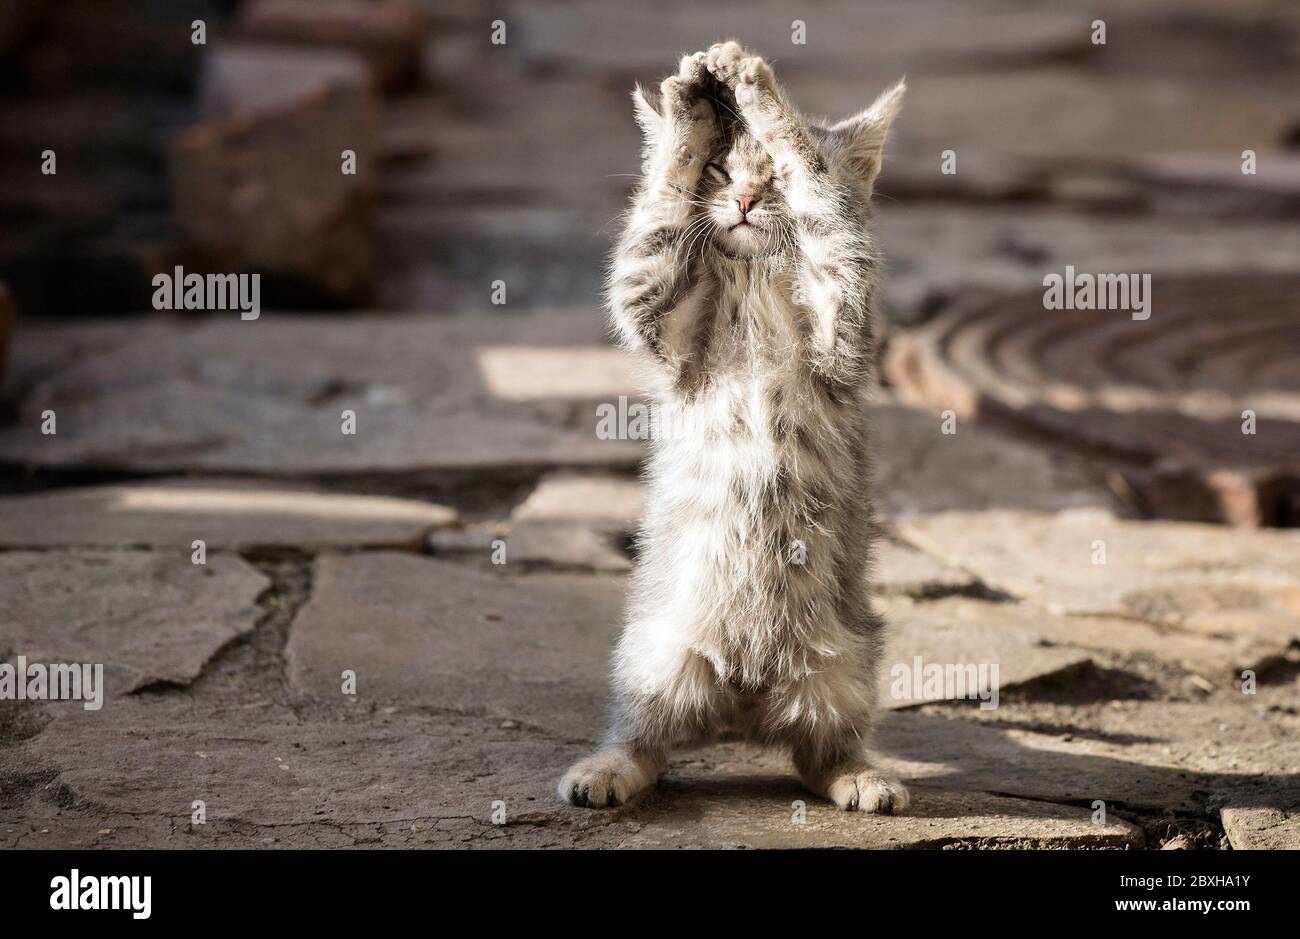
828;79;905;194
631;83;666;142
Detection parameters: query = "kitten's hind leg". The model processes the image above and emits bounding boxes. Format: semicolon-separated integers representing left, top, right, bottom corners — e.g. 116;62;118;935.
793;745;910;815
558;742;666;809
560;636;720;808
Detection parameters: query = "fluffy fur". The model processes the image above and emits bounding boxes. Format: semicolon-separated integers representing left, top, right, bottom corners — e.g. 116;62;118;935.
560;42;908;813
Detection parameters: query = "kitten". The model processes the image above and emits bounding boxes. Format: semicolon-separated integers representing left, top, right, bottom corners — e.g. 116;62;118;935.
560;41;908;813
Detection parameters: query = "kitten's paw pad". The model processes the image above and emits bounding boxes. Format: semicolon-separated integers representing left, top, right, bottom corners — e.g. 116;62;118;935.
659;76;689;108
732;57;772;107
738;56;772;87
660;74;714;124
827;772;910;815
676;51;710;88
705;40;747;86
558;754;651;809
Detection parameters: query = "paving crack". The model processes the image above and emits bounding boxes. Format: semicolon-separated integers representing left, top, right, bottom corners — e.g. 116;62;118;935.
135;548;316;706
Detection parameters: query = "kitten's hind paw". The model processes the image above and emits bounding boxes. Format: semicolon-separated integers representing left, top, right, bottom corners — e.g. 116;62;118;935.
825;770;910;815
558;749;657;809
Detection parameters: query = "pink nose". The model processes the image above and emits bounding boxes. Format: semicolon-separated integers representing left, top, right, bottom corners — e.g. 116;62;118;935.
737;195;755;216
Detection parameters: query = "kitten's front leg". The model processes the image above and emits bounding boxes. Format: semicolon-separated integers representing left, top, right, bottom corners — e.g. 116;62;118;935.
642;53;721;221
609;54;720;372
705;42;824;204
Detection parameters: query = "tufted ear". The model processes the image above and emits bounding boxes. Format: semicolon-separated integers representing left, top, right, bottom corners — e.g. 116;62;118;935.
828;79;905;195
631;83;667;143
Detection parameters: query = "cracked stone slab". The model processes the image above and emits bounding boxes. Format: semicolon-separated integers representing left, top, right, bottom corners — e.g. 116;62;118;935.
0;310;641;475
8;684;1293;848
0;478;457;550
502;473;642;571
883;273;1300;527
872;541;981;597
428;521;632;573
878;206;1300;326
475;346;632;401
876;709;1300;816
896;509;1300;658
616;777;1140;849
511;474;644;525
7;694;1145;850
879;595;1275;680
1220;805;1300;849
880;599;1091;710
870;403;1118;516
0;550;267;694
4;695;631;847
286;553;622;738
505;522;631;572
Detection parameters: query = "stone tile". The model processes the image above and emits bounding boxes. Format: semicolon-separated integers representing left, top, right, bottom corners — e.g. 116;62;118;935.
876;710;1300;815
871;540;980;597
10;652;1292;847
6;692;1141;849
511;474;645;525
896;510;1300;658
285;553;622;739
424;523;504;559
477;473;646;572
0;311;640;475
877;206;1300;325
0;550;266;694
883;272;1300;526
5;695;625;847
1220;805;1300;850
616;779;1141;849
880;599;1091;710
878;595;1273;680
504;522;631;573
0;478;456;550
870;403;1119;516
475;346;633;401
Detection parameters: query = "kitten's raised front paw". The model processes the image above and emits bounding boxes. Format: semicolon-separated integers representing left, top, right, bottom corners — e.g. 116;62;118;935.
706;42;773;109
558;749;656;809
824;770;911;815
705;40;745;85
660;52;711;117
733;57;774;107
675;51;711;93
707;42;769;86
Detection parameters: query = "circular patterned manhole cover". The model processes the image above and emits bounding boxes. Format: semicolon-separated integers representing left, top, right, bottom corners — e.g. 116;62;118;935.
885;274;1300;526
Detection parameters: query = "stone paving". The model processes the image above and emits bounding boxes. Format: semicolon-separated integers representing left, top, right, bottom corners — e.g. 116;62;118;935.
2;0;1299;850
2;309;1297;849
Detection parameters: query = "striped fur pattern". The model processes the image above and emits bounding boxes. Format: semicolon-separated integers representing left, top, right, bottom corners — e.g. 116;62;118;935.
560;42;908;813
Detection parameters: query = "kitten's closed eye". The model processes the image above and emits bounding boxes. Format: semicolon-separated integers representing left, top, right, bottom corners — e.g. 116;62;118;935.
705;162;730;183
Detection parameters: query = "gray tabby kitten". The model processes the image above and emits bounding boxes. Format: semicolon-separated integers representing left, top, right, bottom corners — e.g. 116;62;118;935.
560;41;908;813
